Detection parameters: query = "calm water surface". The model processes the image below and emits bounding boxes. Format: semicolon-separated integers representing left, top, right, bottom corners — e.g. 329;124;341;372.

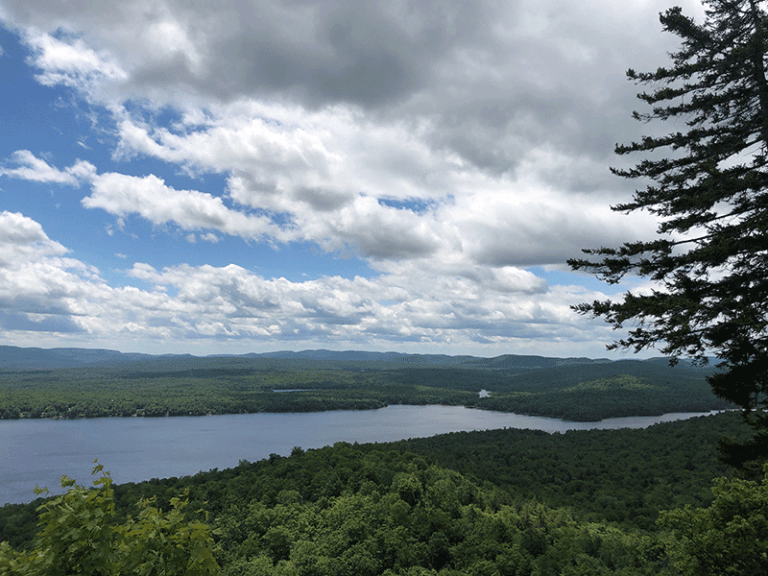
0;405;718;505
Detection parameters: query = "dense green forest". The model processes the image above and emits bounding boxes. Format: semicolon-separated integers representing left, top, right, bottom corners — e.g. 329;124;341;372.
0;350;732;421
2;348;758;573
2;412;764;575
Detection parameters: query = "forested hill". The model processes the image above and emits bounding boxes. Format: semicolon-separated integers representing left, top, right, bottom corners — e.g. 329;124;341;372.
0;344;656;372
242;349;613;370
0;345;729;422
0;346;157;371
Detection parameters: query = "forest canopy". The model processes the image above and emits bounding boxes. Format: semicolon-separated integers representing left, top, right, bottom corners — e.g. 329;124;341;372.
0;353;730;422
0;413;763;575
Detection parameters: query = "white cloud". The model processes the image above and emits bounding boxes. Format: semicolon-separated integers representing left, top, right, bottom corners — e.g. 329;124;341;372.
27;32;122;79
121;258;597;347
0;211;100;334
22;28;127;103
0;0;695;355
0;150;96;186
83;172;289;241
0;211;627;354
1;1;679;270
0;210;68;264
106;99;659;266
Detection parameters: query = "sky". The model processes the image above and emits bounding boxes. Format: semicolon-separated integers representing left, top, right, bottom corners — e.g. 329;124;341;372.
0;0;707;358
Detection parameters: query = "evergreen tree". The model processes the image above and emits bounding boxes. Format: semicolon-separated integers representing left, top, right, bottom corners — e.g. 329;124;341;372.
570;0;768;471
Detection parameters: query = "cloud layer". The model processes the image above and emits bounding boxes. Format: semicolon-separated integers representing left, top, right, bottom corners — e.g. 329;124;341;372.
0;0;703;355
0;210;620;355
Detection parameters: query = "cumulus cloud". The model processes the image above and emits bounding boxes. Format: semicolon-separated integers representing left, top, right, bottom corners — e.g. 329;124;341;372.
0;0;697;354
2;1;683;269
0;210;625;353
26;31;126;84
83;172;288;241
0;211;68;264
122;258;603;346
102;99;658;266
2;0;489;107
0;211;97;332
0;151;96;186
2;0;700;177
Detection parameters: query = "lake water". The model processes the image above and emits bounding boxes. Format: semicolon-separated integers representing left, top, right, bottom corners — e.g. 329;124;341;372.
0;405;719;505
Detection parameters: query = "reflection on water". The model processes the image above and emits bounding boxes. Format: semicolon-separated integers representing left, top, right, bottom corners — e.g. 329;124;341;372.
0;405;719;505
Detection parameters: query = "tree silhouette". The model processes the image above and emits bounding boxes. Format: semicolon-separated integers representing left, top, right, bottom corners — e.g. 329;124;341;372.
570;0;768;471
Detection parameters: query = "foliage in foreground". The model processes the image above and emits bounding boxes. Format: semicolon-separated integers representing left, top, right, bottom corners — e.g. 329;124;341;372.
2;417;766;575
0;462;218;576
660;465;768;576
2;456;672;576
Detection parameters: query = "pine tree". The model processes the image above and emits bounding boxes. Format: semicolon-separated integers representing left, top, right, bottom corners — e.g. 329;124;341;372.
569;0;768;471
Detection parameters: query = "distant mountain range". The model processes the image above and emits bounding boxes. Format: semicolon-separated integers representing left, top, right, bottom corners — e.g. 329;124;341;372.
0;344;685;372
0;346;155;371
242;349;615;369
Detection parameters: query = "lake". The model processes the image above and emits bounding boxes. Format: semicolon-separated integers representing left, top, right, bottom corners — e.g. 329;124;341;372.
0;405;719;505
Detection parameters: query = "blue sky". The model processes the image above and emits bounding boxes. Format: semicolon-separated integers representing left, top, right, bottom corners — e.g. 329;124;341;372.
0;0;705;358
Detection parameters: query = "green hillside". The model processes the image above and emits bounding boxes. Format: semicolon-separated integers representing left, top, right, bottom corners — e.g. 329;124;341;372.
0;348;730;421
